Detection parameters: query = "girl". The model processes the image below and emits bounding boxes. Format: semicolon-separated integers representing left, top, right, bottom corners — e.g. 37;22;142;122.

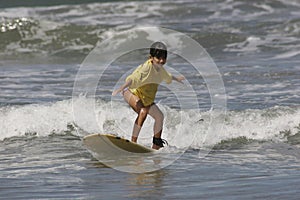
112;42;184;150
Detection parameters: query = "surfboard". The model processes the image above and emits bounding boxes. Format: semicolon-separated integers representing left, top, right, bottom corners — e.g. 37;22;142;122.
83;134;168;173
83;133;154;155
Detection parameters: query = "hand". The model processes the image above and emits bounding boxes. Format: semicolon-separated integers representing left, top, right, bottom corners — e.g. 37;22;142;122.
112;88;122;96
176;76;185;84
112;79;132;96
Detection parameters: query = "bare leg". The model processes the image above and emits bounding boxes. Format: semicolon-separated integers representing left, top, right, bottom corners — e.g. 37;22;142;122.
131;107;149;142
131;123;140;142
123;90;150;142
148;104;164;149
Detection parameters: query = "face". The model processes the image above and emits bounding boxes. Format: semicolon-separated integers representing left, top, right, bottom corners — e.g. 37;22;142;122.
152;56;167;67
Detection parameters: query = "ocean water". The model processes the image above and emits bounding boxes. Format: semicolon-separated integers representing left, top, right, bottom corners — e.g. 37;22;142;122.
1;0;300;199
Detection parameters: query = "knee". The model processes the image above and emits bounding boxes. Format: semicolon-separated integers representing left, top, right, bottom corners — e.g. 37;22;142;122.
139;108;148;119
155;110;164;122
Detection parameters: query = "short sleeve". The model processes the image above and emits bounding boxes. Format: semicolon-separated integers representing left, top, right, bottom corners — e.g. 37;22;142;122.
161;67;172;84
126;62;151;88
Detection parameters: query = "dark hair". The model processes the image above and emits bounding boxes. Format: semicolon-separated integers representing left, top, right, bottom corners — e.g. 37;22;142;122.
150;41;167;59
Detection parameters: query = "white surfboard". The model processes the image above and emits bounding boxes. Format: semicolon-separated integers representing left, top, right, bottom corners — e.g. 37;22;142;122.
83;134;172;173
83;133;153;155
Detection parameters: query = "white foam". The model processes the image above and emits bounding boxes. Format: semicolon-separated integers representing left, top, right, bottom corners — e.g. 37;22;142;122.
225;36;263;53
0;100;74;140
214;107;300;145
273;50;300;59
1;97;299;150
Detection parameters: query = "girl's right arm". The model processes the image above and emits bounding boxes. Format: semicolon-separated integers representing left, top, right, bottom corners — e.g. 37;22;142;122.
112;79;132;96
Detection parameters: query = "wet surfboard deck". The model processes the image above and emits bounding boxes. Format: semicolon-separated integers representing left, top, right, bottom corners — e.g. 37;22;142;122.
83;133;153;155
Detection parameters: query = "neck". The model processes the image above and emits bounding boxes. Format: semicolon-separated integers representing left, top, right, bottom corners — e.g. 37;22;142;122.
153;64;161;71
151;60;161;71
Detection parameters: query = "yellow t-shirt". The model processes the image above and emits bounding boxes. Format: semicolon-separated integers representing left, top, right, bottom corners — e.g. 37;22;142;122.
126;59;172;106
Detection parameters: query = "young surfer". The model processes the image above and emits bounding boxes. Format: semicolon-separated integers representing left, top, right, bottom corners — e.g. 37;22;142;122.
112;42;184;150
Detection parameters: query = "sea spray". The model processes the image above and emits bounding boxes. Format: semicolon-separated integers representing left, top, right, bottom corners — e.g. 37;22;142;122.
1;97;299;150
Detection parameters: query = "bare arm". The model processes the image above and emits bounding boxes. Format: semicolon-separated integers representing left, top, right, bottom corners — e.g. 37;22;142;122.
172;75;185;84
112;79;132;96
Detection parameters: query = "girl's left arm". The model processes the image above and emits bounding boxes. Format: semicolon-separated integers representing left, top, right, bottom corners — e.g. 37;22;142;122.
172;75;185;84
